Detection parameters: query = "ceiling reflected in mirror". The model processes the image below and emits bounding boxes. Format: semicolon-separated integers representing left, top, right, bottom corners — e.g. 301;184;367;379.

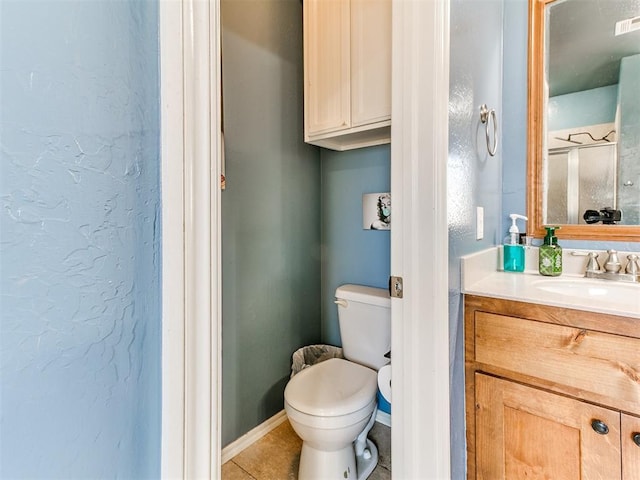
548;0;640;97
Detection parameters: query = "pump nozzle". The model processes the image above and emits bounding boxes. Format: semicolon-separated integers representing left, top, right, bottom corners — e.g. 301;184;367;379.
509;214;528;233
543;225;560;245
507;214;528;244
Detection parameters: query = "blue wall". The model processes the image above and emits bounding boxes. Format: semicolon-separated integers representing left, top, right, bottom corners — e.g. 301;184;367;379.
220;0;322;447
548;85;618;131
501;0;529;229
320;146;391;346
0;1;161;478
449;0;505;477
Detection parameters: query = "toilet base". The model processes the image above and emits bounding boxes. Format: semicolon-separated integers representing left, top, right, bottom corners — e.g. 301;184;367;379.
298;438;378;480
356;439;379;480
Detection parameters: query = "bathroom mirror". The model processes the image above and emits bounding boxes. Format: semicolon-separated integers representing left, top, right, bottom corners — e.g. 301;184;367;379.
527;0;640;241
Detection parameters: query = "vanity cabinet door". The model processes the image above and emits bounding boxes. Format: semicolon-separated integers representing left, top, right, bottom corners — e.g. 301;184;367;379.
476;373;621;480
622;414;640;479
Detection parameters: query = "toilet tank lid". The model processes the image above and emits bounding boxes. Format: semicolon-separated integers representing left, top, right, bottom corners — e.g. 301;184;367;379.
335;284;390;308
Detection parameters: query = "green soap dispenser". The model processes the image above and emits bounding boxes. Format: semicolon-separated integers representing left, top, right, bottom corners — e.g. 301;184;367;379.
539;226;562;276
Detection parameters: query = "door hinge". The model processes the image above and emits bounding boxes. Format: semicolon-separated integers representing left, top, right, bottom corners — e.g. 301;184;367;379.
389;276;403;298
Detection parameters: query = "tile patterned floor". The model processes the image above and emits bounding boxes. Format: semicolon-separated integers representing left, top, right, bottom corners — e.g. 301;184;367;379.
222;419;391;480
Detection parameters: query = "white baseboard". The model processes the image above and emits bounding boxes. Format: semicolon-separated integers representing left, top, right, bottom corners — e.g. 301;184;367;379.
376;409;391;427
221;410;288;464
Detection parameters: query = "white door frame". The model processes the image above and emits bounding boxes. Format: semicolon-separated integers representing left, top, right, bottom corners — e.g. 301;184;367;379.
160;0;222;478
391;0;451;478
160;0;451;478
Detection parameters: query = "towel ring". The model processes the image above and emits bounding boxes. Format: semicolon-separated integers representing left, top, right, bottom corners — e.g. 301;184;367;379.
480;104;497;156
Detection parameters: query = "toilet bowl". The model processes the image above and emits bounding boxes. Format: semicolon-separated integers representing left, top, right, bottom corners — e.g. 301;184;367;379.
284;358;379;479
284;284;391;480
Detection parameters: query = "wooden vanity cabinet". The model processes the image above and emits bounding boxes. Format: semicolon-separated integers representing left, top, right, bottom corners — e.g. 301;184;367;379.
303;0;391;151
465;295;640;479
476;373;622;479
623;414;640;478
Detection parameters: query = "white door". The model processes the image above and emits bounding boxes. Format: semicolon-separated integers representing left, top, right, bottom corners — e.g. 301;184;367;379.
390;1;451;478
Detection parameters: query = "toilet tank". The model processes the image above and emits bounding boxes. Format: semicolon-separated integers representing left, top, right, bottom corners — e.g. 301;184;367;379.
335;284;391;370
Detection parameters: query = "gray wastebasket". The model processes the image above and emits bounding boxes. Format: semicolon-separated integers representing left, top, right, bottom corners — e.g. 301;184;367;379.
290;344;344;378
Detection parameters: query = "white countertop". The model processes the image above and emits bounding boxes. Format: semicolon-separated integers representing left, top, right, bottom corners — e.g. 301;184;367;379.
462;247;640;319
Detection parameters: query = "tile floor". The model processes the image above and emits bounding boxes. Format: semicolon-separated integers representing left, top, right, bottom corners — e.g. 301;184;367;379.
222;419;391;480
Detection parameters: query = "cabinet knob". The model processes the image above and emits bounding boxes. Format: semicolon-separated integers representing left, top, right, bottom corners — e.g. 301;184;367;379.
633;433;640;447
591;419;609;435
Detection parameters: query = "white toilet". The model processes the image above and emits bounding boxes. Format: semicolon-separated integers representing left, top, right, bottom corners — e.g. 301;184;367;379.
284;284;391;480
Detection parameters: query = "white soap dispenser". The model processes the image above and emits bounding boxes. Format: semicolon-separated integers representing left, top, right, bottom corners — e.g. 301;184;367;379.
503;214;527;272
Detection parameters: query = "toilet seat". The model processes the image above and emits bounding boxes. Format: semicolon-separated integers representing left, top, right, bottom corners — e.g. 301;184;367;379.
284;358;377;416
285;396;377;430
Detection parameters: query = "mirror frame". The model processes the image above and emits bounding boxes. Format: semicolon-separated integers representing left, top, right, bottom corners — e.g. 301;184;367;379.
527;0;639;241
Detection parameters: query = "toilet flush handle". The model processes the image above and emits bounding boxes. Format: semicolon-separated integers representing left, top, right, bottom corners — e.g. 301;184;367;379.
334;299;348;308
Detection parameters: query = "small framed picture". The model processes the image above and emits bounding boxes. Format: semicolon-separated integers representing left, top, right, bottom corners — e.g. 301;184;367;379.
363;192;391;230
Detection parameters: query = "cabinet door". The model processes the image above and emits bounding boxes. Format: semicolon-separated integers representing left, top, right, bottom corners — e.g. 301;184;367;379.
351;0;391;127
622;413;640;479
476;374;621;480
303;0;350;136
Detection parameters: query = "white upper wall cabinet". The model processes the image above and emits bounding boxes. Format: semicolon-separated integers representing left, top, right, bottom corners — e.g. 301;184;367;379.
303;0;391;151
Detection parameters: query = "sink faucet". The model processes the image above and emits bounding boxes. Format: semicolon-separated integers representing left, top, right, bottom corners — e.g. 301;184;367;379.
603;250;622;273
625;254;640;276
572;250;640;283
